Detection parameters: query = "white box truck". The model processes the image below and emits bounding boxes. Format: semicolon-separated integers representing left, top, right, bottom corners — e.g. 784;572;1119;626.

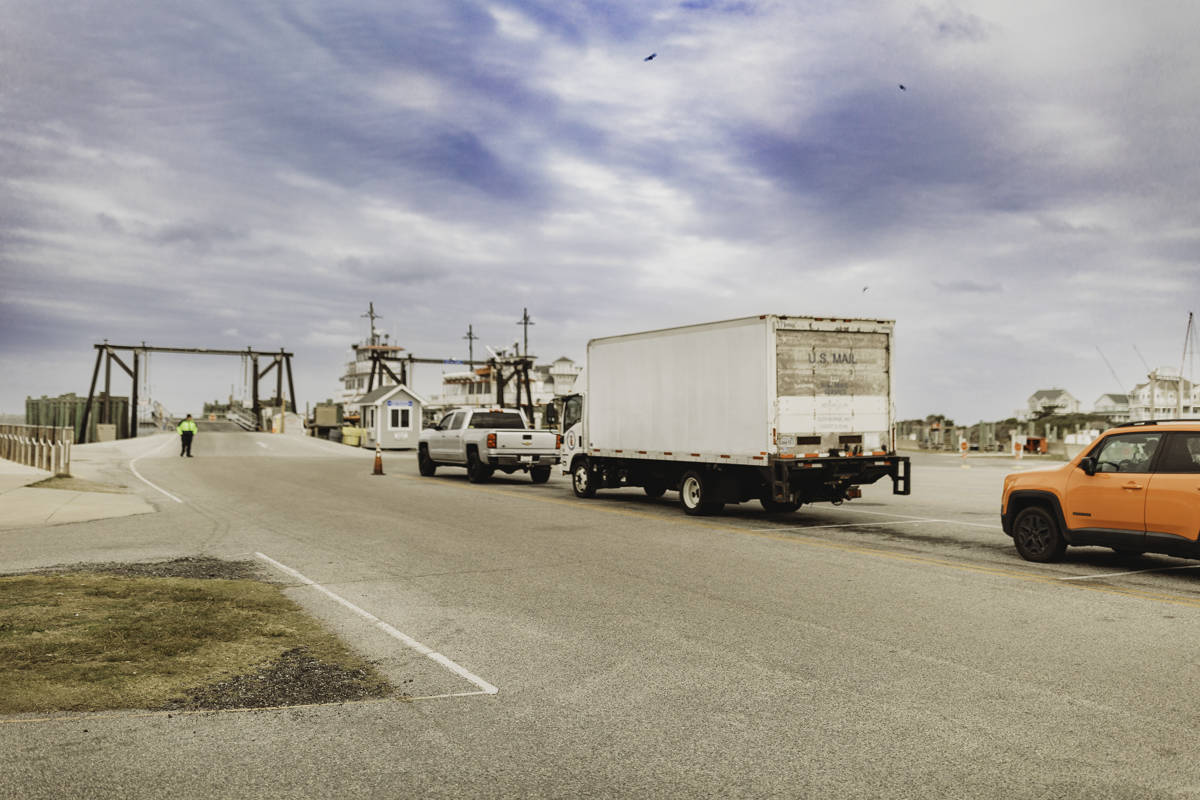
557;314;911;515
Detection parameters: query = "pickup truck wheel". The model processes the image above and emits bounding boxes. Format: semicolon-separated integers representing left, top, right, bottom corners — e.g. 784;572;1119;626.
680;471;723;516
530;466;551;484
1012;506;1066;562
417;445;436;476
572;459;596;498
466;449;493;483
760;498;801;513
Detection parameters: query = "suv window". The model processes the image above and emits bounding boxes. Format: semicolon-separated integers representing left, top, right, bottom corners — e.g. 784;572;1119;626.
1090;432;1162;473
1157;432;1200;473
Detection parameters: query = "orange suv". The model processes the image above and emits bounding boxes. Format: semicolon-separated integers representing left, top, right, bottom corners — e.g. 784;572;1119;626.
1002;420;1200;562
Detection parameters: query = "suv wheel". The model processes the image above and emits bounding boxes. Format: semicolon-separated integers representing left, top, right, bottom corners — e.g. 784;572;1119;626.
1012;506;1067;562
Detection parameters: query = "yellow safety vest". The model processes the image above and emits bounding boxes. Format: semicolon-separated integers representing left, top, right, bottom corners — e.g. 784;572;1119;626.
177;419;198;434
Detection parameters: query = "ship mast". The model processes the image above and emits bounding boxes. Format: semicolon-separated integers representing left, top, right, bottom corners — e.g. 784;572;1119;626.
362;302;382;347
1177;311;1194;418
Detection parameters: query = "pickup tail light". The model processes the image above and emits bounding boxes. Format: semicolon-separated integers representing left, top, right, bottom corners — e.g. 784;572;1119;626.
556;435;562;449
486;433;497;448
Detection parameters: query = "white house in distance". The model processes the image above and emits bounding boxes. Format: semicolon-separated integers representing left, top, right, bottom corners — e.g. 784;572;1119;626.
350;384;427;450
1026;388;1080;419
1092;393;1130;422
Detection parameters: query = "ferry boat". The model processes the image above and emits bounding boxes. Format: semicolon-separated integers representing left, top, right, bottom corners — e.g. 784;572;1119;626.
337;303;407;413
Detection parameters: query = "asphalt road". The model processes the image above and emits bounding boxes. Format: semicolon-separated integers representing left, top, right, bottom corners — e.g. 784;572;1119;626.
4;433;1200;799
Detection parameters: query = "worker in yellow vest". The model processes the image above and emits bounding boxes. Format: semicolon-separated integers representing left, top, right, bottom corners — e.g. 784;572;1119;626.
177;414;198;457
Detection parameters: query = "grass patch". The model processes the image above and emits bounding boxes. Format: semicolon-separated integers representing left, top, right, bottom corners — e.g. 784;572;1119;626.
0;563;394;713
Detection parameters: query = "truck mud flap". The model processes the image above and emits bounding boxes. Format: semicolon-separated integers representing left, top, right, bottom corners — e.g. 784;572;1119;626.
892;457;911;495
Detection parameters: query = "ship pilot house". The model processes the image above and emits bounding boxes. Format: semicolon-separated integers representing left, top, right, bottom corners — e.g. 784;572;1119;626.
351;385;427;450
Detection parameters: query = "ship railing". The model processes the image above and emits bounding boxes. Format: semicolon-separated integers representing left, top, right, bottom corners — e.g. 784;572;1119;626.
0;424;72;476
225;406;257;431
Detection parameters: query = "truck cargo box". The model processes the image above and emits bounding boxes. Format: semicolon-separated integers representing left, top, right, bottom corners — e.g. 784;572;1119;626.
585;315;896;465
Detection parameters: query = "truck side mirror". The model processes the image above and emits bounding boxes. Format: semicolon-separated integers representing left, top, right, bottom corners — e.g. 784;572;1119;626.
1078;456;1096;476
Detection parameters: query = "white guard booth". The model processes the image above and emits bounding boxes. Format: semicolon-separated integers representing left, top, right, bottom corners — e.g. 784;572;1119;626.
354;385;426;450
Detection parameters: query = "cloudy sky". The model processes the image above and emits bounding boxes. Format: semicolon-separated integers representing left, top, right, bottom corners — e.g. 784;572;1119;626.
3;0;1198;423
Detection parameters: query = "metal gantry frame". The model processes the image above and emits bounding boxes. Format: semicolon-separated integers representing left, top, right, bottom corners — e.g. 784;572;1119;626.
79;344;296;443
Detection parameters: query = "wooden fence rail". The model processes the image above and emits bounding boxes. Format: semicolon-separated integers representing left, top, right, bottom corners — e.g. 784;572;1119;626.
0;425;72;476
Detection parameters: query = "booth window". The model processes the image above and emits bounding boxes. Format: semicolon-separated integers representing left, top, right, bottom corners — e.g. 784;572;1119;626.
389;407;411;430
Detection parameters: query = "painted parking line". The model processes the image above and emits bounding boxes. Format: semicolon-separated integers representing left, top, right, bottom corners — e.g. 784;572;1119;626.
815;505;1004;530
255;552;498;699
256;442;268;449
743;519;936;532
1059;564;1200;581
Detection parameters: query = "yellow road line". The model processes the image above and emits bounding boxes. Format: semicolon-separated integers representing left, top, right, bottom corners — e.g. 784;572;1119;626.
397;473;1200;609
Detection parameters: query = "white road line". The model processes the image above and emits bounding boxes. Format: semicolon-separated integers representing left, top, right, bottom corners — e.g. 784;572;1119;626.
129;438;183;504
255;552;499;697
745;519;935;532
821;505;1004;530
1059;565;1200;581
257;442;268;449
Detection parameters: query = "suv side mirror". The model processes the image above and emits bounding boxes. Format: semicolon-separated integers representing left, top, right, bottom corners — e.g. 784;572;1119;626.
1078;456;1097;476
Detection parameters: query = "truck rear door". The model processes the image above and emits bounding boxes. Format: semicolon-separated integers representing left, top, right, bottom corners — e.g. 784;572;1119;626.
775;327;891;454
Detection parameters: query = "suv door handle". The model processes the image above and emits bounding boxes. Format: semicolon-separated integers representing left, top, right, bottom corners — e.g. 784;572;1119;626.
1122;482;1144;490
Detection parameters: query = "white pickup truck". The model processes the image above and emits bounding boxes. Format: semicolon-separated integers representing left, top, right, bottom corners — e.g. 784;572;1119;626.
418;407;560;483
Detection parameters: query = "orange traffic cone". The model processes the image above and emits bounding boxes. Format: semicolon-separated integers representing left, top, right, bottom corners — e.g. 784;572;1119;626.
372;443;385;476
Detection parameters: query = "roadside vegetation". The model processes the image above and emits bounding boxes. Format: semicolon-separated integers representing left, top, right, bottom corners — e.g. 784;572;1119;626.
0;557;394;714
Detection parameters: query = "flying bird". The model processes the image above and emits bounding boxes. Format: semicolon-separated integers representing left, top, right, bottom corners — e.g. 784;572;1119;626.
898;84;906;91
644;53;657;61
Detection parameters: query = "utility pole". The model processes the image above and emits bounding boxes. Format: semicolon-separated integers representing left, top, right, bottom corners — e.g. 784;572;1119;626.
463;324;479;369
517;308;534;356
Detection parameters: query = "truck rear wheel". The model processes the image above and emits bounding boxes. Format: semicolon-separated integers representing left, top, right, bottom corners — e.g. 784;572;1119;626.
530;465;551;484
466;449;493;483
680;471;723;516
417;445;437;477
572;459;596;498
